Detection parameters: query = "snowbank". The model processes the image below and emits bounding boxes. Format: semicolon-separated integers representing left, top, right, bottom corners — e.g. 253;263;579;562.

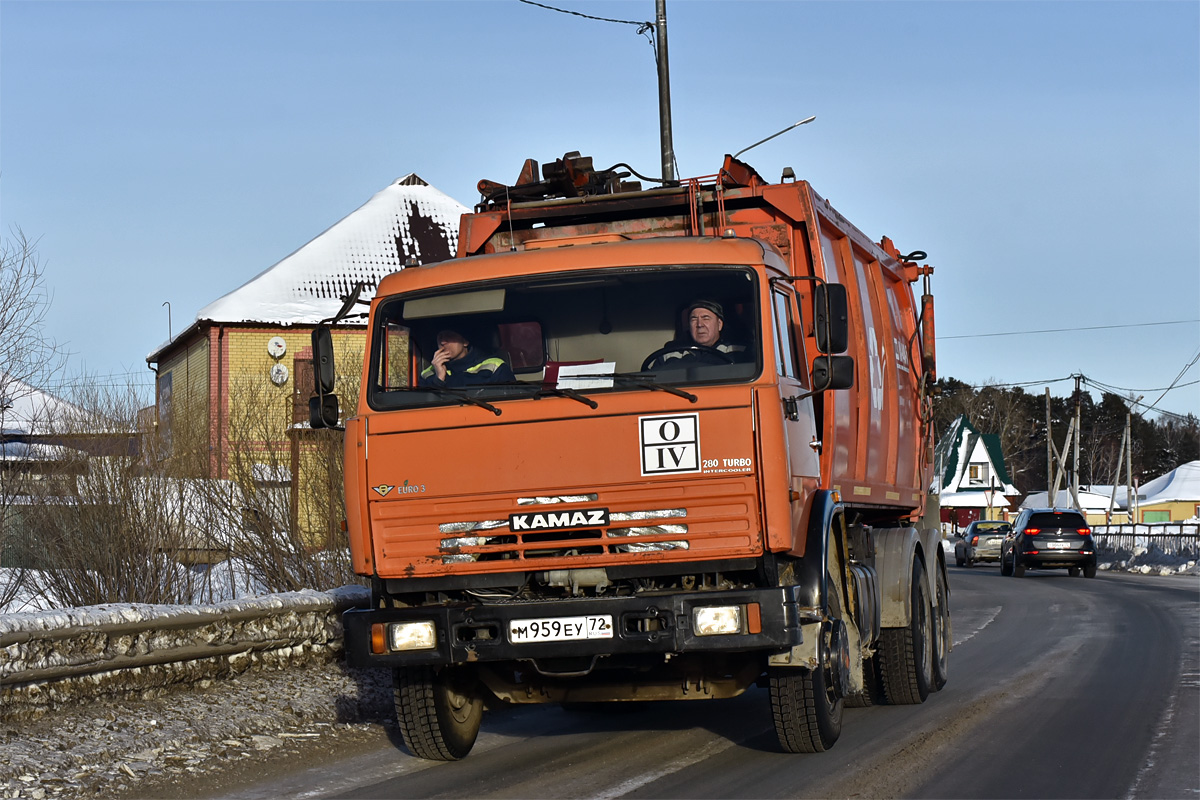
1;585;369;719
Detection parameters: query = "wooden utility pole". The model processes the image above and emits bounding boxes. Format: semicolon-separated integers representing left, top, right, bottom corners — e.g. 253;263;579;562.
1069;375;1083;512
1107;416;1128;523
655;0;676;184
1046;388;1054;504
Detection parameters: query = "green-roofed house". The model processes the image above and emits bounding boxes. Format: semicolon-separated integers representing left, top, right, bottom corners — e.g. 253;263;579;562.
932;414;1019;531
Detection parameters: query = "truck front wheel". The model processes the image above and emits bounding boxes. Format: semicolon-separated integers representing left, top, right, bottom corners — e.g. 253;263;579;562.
394;665;483;760
878;559;933;705
769;622;845;753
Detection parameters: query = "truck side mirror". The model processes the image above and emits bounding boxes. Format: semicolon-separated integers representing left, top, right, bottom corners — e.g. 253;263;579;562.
814;283;849;354
313;327;336;394
811;355;854;391
309;394;340;430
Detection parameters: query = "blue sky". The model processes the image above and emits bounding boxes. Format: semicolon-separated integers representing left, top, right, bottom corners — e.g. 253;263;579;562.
2;1;1198;418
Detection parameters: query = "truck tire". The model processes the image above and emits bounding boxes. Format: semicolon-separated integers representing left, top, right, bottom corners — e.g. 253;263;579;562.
394;665;483;761
845;655;882;708
768;655;843;752
932;565;950;691
878;559;932;705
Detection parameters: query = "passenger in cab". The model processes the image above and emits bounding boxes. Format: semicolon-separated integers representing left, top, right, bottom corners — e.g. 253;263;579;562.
419;329;515;387
644;300;749;369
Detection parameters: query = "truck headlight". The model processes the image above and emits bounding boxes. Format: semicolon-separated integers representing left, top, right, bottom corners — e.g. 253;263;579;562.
386;621;438;651
693;606;743;636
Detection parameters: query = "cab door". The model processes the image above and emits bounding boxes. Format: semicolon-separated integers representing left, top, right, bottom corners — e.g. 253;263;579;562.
770;286;821;501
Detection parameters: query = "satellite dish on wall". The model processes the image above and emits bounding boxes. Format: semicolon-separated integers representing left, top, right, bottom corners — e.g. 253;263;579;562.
269;363;289;386
267;337;287;358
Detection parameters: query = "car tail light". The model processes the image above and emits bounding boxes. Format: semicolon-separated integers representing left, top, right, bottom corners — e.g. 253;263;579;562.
1077;528;1091;535
1024;528;1040;536
971;536;979;546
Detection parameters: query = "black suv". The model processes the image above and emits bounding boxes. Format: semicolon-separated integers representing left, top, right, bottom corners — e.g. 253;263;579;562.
1000;508;1098;578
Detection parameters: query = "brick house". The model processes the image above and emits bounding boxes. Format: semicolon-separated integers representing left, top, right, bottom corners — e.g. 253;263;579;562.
145;175;467;543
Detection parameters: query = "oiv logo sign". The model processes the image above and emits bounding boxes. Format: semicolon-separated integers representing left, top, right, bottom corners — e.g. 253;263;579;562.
509;508;610;531
640;413;700;475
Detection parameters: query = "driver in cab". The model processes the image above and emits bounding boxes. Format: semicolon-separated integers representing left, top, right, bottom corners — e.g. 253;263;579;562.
645;300;749;370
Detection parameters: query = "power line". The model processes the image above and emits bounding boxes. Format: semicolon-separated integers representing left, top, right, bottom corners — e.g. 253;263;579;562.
517;0;650;27
1144;347;1200;415
941;318;1199;340
1086;377;1200;395
966;376;1074;389
517;1;657;55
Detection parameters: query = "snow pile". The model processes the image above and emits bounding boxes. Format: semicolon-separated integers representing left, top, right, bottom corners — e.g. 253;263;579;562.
1098;544;1200;576
2;585;369;719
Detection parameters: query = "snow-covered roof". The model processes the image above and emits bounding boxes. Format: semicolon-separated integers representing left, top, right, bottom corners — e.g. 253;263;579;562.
0;374;87;436
1020;489;1123;512
148;175;468;362
938;491;1012;508
1139;460;1200;504
932;414;1018;496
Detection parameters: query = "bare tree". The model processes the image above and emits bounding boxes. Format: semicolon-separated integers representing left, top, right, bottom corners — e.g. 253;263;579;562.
0;229;66;610
208;348;362;594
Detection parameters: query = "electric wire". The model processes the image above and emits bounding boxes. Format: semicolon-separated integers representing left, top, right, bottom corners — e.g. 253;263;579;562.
941;318;1199;340
1143;347;1200;415
516;2;658;72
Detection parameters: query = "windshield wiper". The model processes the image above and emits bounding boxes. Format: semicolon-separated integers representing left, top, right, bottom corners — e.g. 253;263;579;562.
610;372;698;403
389;385;502;415
531;385;599;409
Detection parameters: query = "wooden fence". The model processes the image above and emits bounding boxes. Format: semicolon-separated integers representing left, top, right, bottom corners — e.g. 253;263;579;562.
1090;523;1200;557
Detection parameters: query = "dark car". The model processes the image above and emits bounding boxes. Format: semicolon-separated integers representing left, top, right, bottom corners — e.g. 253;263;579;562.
954;520;1010;567
1000;508;1098;578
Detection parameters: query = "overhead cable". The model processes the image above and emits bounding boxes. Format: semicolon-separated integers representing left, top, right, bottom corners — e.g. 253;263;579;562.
941;319;1199;340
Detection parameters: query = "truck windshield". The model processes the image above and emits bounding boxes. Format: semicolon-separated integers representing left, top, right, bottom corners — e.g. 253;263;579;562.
366;266;762;411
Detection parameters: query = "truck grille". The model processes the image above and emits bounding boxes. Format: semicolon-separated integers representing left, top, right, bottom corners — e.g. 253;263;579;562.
371;479;757;572
438;509;689;562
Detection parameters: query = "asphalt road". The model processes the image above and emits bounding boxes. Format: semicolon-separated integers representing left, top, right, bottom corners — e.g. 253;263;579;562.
215;567;1199;800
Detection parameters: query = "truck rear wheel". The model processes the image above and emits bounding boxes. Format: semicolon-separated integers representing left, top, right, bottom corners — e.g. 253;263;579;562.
932;565;950;691
768;628;844;753
394;665;483;761
878;559;932;705
844;655;882;708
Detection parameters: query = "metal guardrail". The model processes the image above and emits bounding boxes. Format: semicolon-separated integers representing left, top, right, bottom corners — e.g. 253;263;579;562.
0;585;370;718
1090;523;1200;557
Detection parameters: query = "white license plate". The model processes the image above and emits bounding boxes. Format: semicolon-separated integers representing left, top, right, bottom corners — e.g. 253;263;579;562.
1047;541;1073;550
510;615;613;643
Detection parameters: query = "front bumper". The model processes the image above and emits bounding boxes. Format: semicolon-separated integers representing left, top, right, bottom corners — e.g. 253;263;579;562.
343;585;809;668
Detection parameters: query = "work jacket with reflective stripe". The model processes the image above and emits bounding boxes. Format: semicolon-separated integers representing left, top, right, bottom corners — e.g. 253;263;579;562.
419;348;515;387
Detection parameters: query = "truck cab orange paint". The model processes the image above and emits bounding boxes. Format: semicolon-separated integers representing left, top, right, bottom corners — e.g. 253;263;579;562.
326;152;943;760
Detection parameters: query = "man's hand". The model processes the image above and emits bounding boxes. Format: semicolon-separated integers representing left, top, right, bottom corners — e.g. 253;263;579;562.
431;346;452;380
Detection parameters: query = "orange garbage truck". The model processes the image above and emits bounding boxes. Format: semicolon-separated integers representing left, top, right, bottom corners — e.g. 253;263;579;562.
312;152;946;760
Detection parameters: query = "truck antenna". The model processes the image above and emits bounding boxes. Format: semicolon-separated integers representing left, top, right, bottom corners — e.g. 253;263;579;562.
732;116;816;161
